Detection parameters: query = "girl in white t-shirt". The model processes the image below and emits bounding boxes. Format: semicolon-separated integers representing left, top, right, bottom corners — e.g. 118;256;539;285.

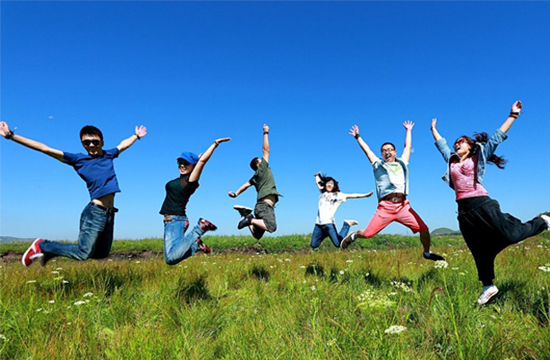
311;173;373;248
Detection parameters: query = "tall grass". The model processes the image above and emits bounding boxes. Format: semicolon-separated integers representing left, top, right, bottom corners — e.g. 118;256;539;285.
1;234;550;359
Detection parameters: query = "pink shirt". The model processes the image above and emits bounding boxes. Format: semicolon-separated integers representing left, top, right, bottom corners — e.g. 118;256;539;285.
450;155;489;200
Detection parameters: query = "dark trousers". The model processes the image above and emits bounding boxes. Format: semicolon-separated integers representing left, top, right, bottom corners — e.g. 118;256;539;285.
457;196;547;286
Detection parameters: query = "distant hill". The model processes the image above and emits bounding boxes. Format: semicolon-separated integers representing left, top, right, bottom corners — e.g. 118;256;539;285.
431;228;461;236
0;236;35;243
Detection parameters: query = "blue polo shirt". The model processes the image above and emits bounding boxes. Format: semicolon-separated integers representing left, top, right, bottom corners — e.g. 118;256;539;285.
63;148;121;200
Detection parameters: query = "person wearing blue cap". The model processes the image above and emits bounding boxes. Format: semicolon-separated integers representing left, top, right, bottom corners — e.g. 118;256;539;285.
0;121;147;266
229;124;282;239
160;137;230;265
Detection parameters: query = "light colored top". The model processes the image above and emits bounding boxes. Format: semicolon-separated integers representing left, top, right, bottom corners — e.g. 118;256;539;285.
316;192;347;225
450;155;489;200
372;157;409;201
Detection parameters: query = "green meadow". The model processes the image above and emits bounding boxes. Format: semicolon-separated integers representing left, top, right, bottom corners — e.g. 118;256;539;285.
1;233;550;359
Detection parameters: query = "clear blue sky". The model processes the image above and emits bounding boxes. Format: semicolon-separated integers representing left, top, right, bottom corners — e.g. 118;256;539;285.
1;1;550;240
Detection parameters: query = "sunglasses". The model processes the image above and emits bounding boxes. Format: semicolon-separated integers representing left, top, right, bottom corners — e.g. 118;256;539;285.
82;139;101;146
454;138;467;146
178;161;191;167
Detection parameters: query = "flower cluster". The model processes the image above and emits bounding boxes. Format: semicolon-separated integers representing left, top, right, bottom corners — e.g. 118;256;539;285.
384;325;407;335
357;289;396;310
434;260;449;269
391;281;414;293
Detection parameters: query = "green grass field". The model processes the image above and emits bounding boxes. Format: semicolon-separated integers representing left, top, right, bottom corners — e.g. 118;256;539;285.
1;233;550;359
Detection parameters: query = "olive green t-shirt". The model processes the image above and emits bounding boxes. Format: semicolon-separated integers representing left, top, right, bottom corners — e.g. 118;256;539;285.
249;158;282;201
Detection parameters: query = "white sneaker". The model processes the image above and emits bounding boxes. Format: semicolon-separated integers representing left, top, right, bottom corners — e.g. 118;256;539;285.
344;219;358;226
340;232;356;249
540;214;550;230
477;285;499;305
233;205;253;218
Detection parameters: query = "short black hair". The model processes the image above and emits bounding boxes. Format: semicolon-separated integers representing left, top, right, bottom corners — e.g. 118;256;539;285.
250;157;261;171
380;142;396;151
80;125;103;141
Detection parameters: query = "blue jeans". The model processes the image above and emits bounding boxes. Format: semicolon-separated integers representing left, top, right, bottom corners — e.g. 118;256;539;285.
310;222;351;249
163;215;205;265
40;202;115;260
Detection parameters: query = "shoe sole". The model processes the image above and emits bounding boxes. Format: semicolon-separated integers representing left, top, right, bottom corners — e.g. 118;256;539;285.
340;233;355;249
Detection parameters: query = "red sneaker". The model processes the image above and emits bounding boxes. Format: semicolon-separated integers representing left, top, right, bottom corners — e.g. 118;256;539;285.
196;239;211;254
21;238;45;266
198;218;217;232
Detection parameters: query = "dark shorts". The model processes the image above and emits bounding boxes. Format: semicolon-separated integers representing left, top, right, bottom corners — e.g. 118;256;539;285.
254;201;277;233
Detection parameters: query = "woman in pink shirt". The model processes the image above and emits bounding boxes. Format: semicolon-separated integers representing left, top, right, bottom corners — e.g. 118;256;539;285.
432;101;550;305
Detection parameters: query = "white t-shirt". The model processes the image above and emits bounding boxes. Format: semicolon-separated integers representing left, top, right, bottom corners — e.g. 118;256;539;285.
316;192;347;225
382;162;405;195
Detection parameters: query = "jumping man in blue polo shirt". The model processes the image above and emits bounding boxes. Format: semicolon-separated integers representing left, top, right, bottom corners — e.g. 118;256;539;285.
0;121;147;266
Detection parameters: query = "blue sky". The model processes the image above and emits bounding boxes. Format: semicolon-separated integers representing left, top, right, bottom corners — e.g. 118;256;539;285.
1;1;550;241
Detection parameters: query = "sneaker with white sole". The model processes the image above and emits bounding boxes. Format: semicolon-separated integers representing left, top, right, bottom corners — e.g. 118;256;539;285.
477;285;499;305
21;238;45;267
423;252;445;261
234;205;253;218
196;239;211;254
344;219;358;227
198;218;217;232
540;214;550;230
340;231;356;249
238;214;253;230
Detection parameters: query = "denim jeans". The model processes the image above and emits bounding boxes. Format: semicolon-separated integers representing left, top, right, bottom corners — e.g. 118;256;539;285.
163;215;204;265
40;202;115;260
310;222;351;249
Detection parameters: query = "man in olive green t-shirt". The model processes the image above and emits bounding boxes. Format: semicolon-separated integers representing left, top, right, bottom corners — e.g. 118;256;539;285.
229;124;282;239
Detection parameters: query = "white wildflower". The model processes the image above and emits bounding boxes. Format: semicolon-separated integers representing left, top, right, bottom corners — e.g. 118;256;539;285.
83;292;94;298
327;339;337;346
300;265;306;269
285;258;291;262
48;300;55;304
62;280;69;284
434;260;449;269
538;266;550;272
339;270;345;275
346;260;353;263
311;286;316;291
0;334;6;341
384;325;407;334
36;308;43;312
74;301;86;306
51;271;60;274
55;267;63;271
135;261;141;264
26;280;37;284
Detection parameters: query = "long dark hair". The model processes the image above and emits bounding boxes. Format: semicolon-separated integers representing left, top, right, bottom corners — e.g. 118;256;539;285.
318;174;340;193
454;132;507;169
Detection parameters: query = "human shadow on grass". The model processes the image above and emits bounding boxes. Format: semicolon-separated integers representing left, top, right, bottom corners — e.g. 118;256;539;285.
492;279;550;325
249;264;270;282
175;274;212;304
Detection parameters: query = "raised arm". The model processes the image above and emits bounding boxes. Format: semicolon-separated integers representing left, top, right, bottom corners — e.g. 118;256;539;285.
344;190;374;199
189;137;231;182
228;182;253;198
116;125;147;154
262;124;270;162
401;120;414;164
349;125;378;164
499;100;522;134
430;118;443;142
0;121;64;161
314;172;324;191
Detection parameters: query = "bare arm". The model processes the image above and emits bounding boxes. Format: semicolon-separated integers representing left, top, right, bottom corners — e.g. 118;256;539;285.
116;125;147;154
401;120;414;164
344;190;374;199
262;124;270;162
0;121;64;161
430;118;443;141
499;100;522;134
228;182;253;198
189;137;231;182
349;125;378;164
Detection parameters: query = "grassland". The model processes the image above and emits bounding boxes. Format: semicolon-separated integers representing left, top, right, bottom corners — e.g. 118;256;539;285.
1;233;550;359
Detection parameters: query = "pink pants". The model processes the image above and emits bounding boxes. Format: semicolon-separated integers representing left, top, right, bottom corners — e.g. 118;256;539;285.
359;200;428;238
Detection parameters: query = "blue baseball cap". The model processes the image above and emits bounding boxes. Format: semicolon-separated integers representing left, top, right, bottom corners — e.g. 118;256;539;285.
177;152;199;164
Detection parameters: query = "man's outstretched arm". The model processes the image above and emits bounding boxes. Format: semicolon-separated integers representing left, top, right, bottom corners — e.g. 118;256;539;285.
349;125;377;164
0;121;64;161
401;120;414;164
117;125;147;154
262;124;270;162
229;182;253;198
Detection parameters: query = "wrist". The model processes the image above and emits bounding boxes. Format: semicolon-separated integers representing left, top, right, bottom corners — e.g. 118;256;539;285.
509;111;519;119
354;133;361;140
134;133;141;140
5;130;14;140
